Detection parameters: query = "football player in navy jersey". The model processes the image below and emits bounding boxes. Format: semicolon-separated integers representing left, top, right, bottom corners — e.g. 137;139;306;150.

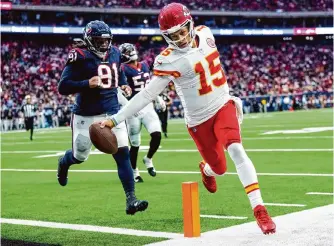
119;43;166;183
57;21;148;215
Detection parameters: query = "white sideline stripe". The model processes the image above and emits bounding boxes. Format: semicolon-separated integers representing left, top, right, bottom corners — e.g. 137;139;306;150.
1;149;333;154
1;169;333;177
200;215;247;220
148;204;334;246
306;192;334;196
2;136;333;143
158;136;334;141
263;203;306;207
0;218;182;239
1;128;71;134
2;151;61;153
2;136;334;145
148;149;334;152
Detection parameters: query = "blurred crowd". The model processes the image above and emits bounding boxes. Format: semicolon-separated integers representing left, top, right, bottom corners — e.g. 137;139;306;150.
12;0;334;11
2;10;332;28
4;0;332;29
1;39;333;130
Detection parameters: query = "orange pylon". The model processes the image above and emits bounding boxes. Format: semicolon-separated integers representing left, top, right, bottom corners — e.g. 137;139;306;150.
182;182;200;237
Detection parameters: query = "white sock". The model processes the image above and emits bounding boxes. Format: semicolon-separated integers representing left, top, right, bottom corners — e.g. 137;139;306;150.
203;163;221;177
143;155;154;168
227;143;264;209
133;168;140;177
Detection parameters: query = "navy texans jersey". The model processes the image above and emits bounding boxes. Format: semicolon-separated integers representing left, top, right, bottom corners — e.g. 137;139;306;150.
121;61;150;100
58;46;127;116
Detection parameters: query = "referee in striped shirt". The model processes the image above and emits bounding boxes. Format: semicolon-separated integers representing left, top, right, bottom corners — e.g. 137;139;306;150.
21;95;36;140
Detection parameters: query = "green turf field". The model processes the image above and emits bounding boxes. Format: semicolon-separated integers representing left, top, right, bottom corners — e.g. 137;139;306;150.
1;109;333;245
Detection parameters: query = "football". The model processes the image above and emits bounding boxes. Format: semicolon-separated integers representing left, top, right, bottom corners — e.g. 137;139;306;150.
89;122;118;154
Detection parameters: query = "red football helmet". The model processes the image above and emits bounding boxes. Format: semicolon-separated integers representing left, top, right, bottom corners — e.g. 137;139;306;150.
158;3;195;50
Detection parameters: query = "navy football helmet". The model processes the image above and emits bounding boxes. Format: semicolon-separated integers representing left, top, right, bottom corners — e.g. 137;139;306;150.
83;20;112;57
119;43;138;63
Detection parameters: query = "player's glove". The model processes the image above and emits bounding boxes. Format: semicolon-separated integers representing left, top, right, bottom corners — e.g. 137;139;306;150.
121;85;132;97
100;116;116;129
155;96;167;112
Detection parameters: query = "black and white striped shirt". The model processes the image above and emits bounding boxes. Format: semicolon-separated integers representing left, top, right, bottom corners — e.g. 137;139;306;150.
22;104;35;118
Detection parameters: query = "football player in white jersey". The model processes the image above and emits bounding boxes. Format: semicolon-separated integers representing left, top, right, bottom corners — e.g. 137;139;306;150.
99;2;276;234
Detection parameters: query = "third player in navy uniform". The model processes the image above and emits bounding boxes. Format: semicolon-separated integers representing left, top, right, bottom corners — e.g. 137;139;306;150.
119;43;166;183
57;21;148;215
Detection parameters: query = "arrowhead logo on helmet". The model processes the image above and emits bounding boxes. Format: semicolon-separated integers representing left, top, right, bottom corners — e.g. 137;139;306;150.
183;6;191;16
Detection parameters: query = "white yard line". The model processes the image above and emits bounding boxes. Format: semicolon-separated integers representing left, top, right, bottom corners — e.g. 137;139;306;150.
0;218;182;239
306;192;334;196
150;149;334;152
1;151;62;153
147;204;334;246
263;203;306;207
2;141;70;145
200;215;247;220
1;148;333;155
157;136;334;141
1;128;71;134
1;169;333;177
1;135;333;144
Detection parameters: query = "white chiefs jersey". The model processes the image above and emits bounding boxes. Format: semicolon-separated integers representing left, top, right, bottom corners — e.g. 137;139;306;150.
153;25;231;127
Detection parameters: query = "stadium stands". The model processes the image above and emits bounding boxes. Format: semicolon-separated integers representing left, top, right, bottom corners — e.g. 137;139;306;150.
12;0;334;11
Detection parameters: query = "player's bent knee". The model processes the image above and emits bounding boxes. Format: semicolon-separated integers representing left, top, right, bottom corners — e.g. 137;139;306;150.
223;131;241;150
74;134;91;161
129;135;141;147
211;159;227;175
74;150;90;162
227;143;249;165
150;131;161;142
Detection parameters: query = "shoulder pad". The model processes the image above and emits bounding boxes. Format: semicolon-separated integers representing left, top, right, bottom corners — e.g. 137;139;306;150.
158;47;175;58
195;25;208;32
111;46;121;55
141;61;150;70
66;48;86;64
195;25;215;42
153;54;169;68
153;55;180;78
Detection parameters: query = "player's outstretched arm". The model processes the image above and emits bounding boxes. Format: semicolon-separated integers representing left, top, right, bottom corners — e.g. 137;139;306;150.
100;75;170;128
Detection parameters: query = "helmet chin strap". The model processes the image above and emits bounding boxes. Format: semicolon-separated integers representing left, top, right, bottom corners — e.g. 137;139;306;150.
161;20;195;52
84;36;111;59
88;46;107;59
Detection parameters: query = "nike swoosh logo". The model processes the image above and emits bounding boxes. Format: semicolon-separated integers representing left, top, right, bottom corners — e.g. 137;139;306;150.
134;202;139;206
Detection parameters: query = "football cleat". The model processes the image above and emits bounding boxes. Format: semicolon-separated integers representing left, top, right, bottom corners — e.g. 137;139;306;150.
134;176;144;183
143;156;156;177
57;156;69;186
253;205;276;234
199;161;217;193
126;198;149;215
